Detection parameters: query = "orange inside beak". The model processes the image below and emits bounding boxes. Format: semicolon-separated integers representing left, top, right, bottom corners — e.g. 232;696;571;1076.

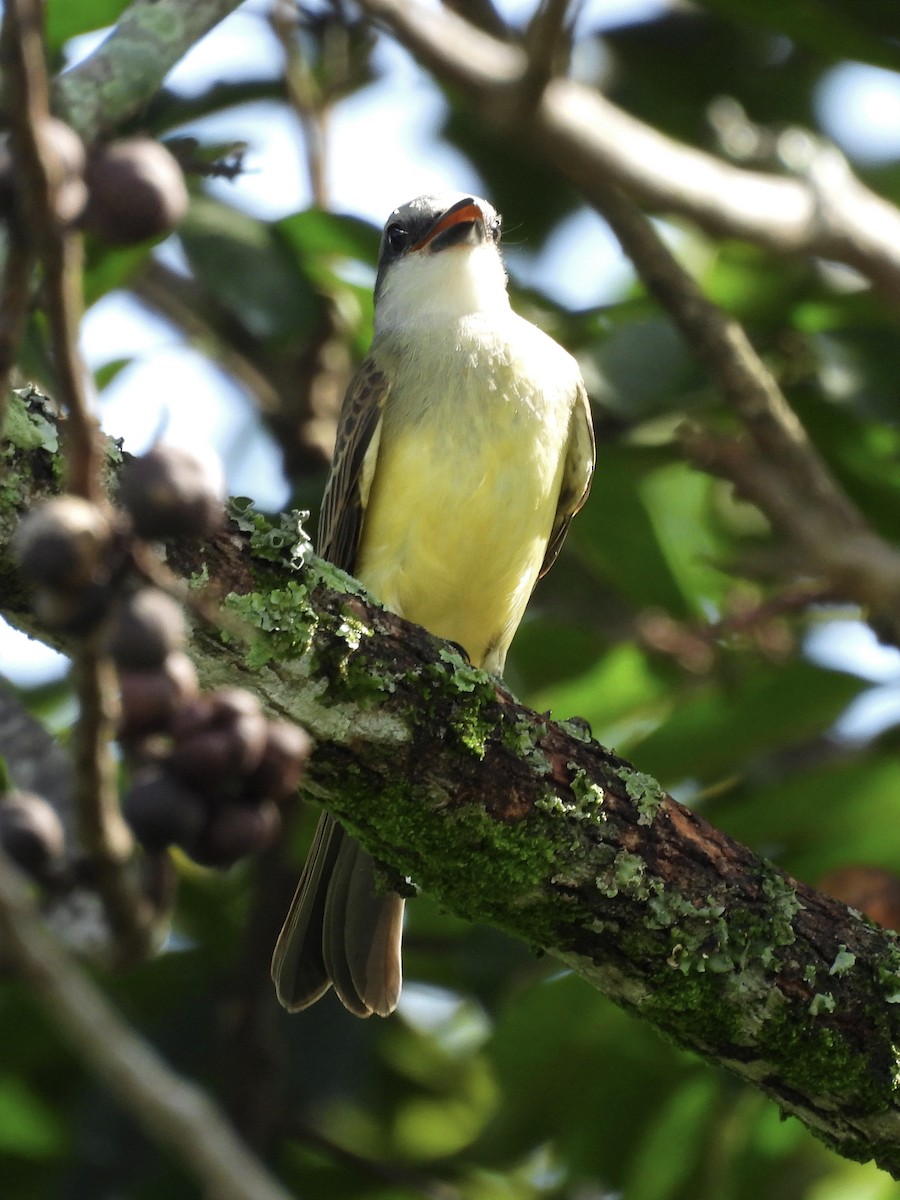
411;202;484;251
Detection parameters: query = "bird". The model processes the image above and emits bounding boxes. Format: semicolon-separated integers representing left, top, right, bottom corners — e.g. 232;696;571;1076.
271;192;595;1017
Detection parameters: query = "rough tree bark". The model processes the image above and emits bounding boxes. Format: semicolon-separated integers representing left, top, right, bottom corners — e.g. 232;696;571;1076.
3;392;900;1176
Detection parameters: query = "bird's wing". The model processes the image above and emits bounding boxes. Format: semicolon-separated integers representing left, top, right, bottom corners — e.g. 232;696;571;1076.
318;357;390;572
540;381;595;579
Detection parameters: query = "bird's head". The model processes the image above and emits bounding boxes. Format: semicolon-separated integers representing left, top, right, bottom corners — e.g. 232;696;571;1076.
373;193;509;333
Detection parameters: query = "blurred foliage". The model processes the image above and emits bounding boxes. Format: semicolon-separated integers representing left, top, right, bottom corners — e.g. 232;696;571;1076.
6;0;900;1198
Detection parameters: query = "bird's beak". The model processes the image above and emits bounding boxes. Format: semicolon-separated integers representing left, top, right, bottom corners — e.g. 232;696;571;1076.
411;197;485;253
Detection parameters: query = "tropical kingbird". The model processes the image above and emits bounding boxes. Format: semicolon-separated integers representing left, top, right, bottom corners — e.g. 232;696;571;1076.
272;193;595;1017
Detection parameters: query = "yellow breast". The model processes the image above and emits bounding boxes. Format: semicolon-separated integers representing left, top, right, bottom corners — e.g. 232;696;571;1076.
355;313;579;674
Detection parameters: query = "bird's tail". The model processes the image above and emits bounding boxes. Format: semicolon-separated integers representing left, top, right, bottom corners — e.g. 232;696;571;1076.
271;812;404;1018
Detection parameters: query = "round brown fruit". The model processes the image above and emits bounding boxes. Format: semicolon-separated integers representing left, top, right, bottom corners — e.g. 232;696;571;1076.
106;588;186;671
118;651;200;739
243;720;312;802
122;769;207;854
0;790;66;878
40;117;88;226
83;137;188;245
168;688;268;790
119;445;225;540
190;799;281;868
14;496;114;591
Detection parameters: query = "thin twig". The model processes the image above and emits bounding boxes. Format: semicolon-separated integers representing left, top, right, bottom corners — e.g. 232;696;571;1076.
582;182;865;532
556;147;900;642
70;645;155;963
6;0;102;501
6;0;153;957
272;0;329;208
0;12;36;444
0;849;296;1200
520;0;573;104
701;583;835;641
678;423;900;642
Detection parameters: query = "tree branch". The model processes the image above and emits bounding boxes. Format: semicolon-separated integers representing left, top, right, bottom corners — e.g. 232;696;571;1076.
0;849;296;1200
355;0;900;304
52;0;245;142
4;394;900;1176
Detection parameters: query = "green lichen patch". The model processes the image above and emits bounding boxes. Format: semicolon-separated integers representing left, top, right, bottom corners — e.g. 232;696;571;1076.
809;992;836;1016
615;766;666;826
501;714;534;758
223;580;317;668
568;767;605;817
555;716;595;744
227;497;312;569
306;556;370;600
188;564;211;589
2;389;59;454
877;958;900;1005
596;850;649;900
436;646;485;690
759;869;801;949
829;946;856;977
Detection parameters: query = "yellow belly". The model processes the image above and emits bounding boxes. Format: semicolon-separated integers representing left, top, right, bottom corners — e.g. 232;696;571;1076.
356;390;568;674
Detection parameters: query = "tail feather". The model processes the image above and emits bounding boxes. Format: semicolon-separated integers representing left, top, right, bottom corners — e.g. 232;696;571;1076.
271;812;404;1018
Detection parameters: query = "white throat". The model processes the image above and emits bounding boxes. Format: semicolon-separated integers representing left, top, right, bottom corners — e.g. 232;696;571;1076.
374;243;511;334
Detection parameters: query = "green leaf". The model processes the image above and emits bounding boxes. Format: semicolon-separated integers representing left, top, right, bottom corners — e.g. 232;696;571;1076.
531;641;670;747
576;447;733;618
94;357;132;392
178;197;318;343
83;240;155;308
692;0;900;72
627;660;867;786
706;752;900;883
0;1076;67;1157
591;313;704;421
623;1075;720;1200
46;0;130;51
275;209;381;269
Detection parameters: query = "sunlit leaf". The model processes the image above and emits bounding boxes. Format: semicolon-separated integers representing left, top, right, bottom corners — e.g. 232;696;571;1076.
46;0;130;51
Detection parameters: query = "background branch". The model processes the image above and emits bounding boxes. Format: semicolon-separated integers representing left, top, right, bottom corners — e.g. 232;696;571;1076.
0;849;295;1200
52;0;245;141
577;181;900;645
356;0;900;304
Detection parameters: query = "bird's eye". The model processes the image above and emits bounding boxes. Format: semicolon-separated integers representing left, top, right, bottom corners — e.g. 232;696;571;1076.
489;217;502;244
385;223;408;253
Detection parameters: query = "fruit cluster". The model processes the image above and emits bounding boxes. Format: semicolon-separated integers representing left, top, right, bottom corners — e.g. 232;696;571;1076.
0;116;190;245
10;446;311;876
